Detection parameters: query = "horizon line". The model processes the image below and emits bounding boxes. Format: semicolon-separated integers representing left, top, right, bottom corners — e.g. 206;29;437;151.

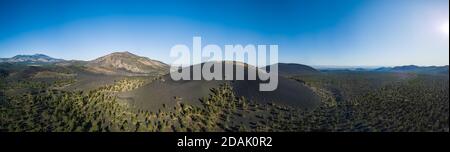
1;51;449;67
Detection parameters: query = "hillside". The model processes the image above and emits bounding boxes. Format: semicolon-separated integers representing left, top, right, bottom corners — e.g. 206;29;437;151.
264;63;319;77
85;51;169;76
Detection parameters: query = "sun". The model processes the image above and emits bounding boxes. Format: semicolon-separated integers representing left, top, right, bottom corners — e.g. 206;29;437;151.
440;21;449;36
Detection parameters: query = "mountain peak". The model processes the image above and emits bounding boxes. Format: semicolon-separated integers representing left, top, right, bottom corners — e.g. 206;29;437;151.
13;53;50;58
392;65;419;70
1;53;62;63
111;51;135;55
87;51;169;76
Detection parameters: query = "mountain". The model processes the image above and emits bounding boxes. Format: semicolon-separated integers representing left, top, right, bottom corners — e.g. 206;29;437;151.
119;61;321;111
0;54;63;64
374;65;449;75
85;51;169;76
264;63;319;77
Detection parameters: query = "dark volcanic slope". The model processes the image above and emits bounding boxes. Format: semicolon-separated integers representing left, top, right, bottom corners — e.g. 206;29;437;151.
232;77;319;107
64;69;125;91
264;63;320;77
120;77;223;111
120;62;320;111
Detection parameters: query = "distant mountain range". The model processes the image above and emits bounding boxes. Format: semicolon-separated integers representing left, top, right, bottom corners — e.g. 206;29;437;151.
374;65;449;74
0;54;63;64
1;52;448;76
318;65;449;75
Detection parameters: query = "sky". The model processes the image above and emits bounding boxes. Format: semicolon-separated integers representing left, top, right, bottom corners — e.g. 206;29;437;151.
0;0;448;66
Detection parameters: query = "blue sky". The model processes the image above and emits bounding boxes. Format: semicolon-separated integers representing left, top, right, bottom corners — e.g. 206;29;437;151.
0;0;448;66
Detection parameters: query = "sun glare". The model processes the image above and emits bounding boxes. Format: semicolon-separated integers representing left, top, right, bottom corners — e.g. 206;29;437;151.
440;21;449;36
